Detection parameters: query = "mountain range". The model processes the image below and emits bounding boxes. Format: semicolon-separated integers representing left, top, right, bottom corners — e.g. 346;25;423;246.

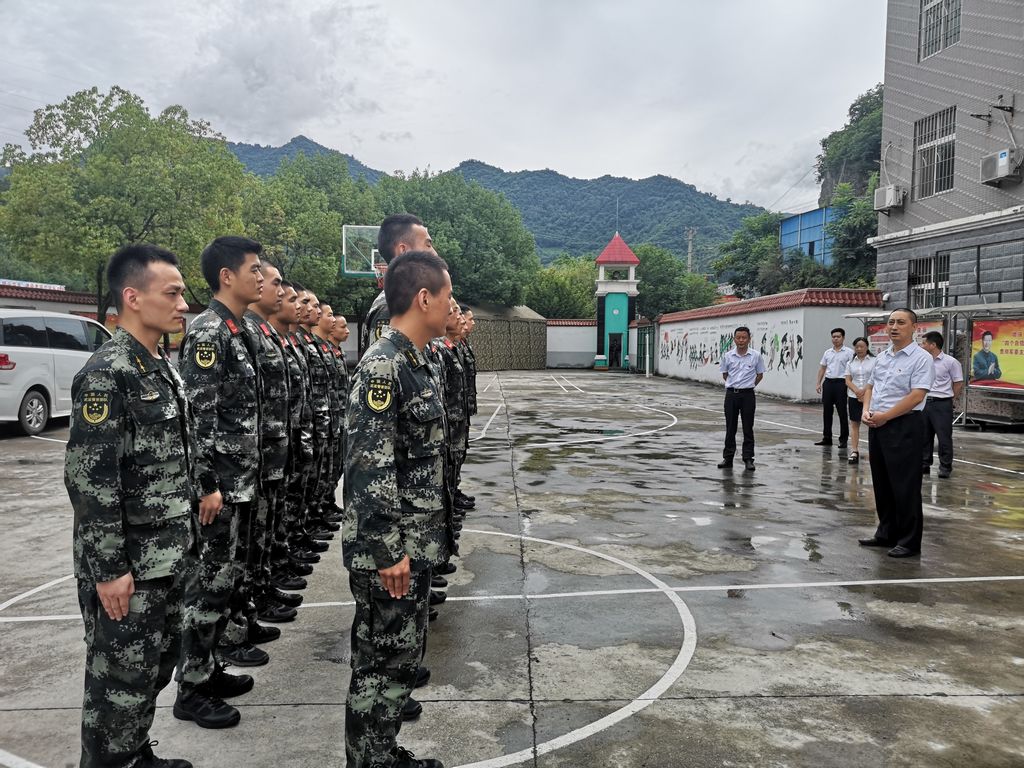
228;136;763;267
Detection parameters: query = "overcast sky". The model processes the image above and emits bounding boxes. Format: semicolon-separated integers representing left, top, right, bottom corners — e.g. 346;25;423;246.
0;0;886;211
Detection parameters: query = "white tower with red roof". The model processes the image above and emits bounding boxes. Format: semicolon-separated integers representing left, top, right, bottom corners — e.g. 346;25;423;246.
594;232;639;370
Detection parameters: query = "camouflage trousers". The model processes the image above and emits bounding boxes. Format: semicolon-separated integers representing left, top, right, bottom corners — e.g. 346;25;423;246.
331;425;347;491
178;502;246;686
284;454;312;547
239;480;281;605
345;568;431;768
451;419;468;488
78;571;186;768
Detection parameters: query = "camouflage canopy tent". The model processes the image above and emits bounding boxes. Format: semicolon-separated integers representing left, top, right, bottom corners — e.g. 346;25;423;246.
463;303;546;371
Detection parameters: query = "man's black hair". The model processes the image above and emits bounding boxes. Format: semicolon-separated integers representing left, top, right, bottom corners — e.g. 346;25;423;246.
281;279;294;289
982;330;993;340
459;303;470;313
384;250;449;316
830;327;846;337
107;243;179;313
291;281;306;292
924;331;944;349
200;235;262;292
734;326;751;336
377;213;425;263
890;307;918;323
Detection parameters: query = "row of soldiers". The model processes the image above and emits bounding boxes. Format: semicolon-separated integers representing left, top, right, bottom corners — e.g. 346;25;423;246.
66;214;479;768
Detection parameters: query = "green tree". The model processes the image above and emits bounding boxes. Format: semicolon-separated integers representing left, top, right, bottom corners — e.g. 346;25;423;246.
712;212;784;297
524;254;596;318
816;84;883;206
633;243;717;318
825;175;878;288
375;171;539;305
0;87;246;315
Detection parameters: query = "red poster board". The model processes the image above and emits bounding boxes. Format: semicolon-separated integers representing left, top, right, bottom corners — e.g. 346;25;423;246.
969;318;1024;390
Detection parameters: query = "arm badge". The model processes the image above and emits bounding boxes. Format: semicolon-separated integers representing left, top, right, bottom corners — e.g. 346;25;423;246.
366;376;394;413
81;391;111;425
195;341;217;369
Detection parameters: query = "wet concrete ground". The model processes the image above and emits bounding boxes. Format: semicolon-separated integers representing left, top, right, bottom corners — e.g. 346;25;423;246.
1;370;1023;768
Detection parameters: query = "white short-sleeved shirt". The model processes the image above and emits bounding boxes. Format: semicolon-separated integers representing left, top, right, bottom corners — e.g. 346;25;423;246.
720;348;766;389
844;355;877;398
820;346;854;379
928;352;964;398
868;343;935;412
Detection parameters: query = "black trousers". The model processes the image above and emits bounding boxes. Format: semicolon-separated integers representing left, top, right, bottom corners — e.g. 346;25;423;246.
723;389;756;460
868;411;925;552
821;378;849;443
922;397;954;470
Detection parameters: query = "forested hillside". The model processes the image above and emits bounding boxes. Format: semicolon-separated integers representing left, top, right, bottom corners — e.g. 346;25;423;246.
228;135;383;183
453;160;763;266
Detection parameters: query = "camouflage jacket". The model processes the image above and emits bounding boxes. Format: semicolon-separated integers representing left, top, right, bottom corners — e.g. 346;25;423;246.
179;299;261;503
298;327;332;440
285;330;315;464
313;332;344;436
329;340;351;430
359;290;390;359
65;327;196;583
460;339;478;416
244;310;290;480
431;337;468;424
343;327;450;571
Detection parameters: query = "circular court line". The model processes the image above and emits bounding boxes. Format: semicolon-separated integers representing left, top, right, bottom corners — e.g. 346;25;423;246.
520;404;678;450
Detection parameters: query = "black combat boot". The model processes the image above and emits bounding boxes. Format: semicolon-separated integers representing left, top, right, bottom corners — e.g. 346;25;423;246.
392;745;443;768
218;641;269;667
139;740;192;768
401;696;422;721
205;663;255;698
173;686;240;729
247;621;281;645
268;586;303;607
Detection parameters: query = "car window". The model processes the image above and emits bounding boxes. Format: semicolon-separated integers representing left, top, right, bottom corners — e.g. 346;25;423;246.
1;316;48;348
46;316;90;351
83;321;111;351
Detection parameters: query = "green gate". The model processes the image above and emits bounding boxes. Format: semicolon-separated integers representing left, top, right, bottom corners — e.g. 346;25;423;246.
635;324;655;375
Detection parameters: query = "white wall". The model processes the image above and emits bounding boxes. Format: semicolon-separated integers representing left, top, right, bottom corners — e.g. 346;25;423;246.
656;306;865;400
628;327;638;369
547;325;595;368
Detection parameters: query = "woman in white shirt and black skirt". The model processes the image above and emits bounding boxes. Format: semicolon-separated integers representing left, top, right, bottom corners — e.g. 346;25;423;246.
844;337;876;464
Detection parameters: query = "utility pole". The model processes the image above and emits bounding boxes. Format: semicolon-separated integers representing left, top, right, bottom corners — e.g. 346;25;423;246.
686;227;697;272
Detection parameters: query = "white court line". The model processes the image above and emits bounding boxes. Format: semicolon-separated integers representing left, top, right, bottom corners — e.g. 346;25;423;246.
676;399;1024;478
521;404;678;449
29;435;67;444
0;747;47;768
550;375;568;393
0;574;74;612
559;375;585;393
469;403;505;443
481;375;498;393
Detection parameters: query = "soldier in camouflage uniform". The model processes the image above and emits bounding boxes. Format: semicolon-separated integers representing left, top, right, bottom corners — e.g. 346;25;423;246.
359;214;436;359
455;308;478;512
174;236;265;729
344;250;453;768
329;312;352;501
65;244;195;768
312;301;342;519
243;261;302;625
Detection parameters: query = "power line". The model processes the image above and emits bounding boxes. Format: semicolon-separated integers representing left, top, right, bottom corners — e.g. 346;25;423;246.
765;166;816;211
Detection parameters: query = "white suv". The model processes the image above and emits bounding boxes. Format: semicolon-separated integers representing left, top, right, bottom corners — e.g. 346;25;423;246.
0;309;112;435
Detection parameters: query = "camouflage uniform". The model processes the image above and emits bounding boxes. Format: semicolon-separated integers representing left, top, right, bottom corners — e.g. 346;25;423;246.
65;327;196;768
359;290;390;359
243;311;290;600
327;338;351;501
460;338;478;419
434;338;469;493
343;327;451;768
284;329;315;549
177;299;261;687
300;327;334;521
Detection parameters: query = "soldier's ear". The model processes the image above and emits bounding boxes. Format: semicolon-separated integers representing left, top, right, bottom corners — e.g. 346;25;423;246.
122;286;140;311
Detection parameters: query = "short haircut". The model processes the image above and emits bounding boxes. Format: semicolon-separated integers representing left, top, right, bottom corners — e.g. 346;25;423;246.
378;213;424;263
384;250;449;316
260;258;281;273
459;303;470;313
734;326;751;336
291;281;306;292
107;243;180;312
830;327;846;337
924;331;944;349
200;235;262;291
889;307;918;323
982;330;993;340
851;336;874;356
280;279;293;289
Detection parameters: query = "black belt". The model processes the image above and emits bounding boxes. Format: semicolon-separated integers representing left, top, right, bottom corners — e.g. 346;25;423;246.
726;387;755;392
928;396;952;401
825;377;845;381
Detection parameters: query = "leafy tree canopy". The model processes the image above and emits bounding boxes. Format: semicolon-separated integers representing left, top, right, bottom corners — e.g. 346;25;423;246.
633;243;718;319
816;84;883;206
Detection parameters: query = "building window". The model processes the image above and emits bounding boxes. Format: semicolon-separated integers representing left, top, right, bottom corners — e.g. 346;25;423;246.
913;107;956;199
908;252;950;310
919;0;961;60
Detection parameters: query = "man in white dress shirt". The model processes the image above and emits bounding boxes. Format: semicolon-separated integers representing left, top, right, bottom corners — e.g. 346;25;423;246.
717;326;766;472
920;330;964;479
815;328;854;449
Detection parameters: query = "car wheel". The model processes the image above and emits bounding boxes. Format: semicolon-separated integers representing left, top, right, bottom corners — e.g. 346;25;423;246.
18;390;49;436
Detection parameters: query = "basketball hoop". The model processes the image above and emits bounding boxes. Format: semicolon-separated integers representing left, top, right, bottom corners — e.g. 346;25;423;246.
373;262;387;290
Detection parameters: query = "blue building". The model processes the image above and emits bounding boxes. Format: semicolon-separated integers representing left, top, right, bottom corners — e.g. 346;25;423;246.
779;206;839;266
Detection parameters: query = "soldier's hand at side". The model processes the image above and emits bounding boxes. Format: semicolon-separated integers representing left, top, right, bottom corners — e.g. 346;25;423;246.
379;555;411;598
97;572;135;621
198;490;224;526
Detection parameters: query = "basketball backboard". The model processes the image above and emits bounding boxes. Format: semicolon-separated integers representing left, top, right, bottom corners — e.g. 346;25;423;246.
342;224;382;278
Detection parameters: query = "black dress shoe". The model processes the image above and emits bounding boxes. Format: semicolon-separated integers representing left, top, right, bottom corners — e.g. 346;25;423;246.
401;696;422;721
414;665;430;688
435;562;457;576
268;587;303;607
814;439;832;446
938;468;951;479
717;460;733;469
218;642;269;667
431;575;448;588
429;590;447;605
392;745;443;768
888;545;919;558
247;622;281;645
858;537;890;547
743;459;755;472
921;465;931;475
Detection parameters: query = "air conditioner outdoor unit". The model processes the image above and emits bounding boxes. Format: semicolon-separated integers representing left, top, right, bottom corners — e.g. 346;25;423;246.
980;148;1021;186
873;184;905;213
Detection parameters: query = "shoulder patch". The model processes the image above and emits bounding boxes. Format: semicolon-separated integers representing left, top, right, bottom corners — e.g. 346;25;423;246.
259;322;272;337
405;349;421;367
366;376;394;413
225;318;241;335
81;391;111;426
195;341;217;369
